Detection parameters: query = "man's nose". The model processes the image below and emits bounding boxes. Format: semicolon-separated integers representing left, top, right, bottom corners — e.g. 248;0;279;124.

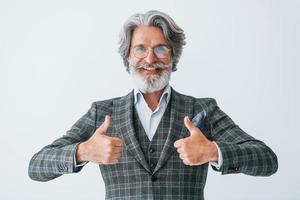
144;49;157;64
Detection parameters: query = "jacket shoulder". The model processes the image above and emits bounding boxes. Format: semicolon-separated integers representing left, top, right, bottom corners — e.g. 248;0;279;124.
91;91;133;117
173;89;217;111
93;96;122;108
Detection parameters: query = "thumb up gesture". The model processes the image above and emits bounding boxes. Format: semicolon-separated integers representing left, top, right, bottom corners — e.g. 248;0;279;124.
174;116;218;166
76;115;123;164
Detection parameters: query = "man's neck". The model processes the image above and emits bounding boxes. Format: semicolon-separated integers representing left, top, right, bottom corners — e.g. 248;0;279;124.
142;88;164;112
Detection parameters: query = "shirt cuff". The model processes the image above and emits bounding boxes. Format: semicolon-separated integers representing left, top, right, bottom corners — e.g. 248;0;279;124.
73;143;88;168
209;142;223;170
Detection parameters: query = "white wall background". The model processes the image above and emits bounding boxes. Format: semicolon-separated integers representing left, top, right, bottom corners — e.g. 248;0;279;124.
0;0;299;199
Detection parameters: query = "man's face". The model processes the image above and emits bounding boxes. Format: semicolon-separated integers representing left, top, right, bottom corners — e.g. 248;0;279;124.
128;26;172;93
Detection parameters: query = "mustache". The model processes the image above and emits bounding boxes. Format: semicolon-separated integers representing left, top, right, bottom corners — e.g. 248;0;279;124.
135;62;170;70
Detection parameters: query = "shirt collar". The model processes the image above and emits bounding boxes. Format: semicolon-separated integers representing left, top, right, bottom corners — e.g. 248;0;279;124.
134;84;171;106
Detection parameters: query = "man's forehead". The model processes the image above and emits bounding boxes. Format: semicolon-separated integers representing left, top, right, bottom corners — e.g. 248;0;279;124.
131;26;168;46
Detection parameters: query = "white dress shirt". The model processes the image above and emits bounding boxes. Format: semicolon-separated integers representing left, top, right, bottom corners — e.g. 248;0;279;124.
133;85;171;141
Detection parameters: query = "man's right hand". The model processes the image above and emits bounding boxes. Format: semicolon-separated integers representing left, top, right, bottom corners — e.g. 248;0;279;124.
76;115;123;164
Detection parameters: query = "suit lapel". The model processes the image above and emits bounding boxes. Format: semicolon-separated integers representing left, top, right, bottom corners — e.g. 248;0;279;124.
113;91;151;174
153;88;194;174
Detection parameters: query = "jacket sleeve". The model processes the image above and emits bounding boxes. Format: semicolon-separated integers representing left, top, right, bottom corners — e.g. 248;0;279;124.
206;98;278;176
28;102;97;182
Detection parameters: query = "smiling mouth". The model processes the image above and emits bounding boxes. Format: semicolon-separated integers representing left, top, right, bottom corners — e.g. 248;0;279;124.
142;66;157;71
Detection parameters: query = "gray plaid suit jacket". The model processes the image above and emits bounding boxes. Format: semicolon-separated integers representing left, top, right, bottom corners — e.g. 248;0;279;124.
28;88;278;199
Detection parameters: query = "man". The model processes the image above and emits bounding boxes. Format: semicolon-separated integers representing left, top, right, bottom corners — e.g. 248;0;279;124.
28;10;278;199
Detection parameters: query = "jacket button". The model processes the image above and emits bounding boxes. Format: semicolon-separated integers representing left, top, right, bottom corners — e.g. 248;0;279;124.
151;175;158;182
229;166;240;172
64;164;69;172
149;148;155;153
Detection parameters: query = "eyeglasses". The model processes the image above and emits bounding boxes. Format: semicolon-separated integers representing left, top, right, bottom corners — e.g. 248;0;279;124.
131;45;171;59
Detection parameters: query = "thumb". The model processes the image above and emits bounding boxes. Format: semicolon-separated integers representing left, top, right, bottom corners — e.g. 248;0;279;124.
97;115;111;135
184;116;197;134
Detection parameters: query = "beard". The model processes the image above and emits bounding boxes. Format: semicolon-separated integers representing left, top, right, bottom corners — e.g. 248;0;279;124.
128;60;172;94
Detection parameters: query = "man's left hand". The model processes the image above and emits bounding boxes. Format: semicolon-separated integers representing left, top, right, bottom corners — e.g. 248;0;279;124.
174;116;218;166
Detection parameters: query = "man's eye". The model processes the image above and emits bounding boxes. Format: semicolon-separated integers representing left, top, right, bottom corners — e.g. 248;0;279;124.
154;46;169;55
135;46;146;53
154;46;165;54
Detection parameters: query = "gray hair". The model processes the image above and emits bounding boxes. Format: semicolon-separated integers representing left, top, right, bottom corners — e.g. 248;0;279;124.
118;10;186;72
